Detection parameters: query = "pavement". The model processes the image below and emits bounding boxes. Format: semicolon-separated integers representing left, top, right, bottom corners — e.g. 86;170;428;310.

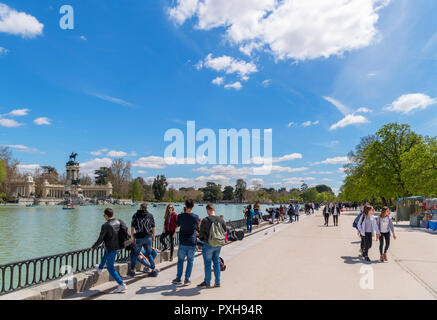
66;210;437;300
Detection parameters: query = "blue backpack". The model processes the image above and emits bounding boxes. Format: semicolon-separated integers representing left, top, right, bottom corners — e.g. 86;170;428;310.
353;213;363;229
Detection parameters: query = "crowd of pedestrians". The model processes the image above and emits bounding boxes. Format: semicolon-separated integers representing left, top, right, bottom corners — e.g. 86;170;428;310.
89;199;396;294
90;199;228;293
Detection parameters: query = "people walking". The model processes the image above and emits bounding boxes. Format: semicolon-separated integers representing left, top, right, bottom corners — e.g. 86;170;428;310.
294;203;300;222
376;207;397;262
287;202;295;223
129;203;158;278
172;199;200;285
323;204;330;226
357;205;380;262
244;205;255;232
332;203;340;226
197;204;227;288
91;208;128;293
160;204;178;262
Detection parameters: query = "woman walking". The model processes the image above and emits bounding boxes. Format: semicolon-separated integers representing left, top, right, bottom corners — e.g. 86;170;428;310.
160;204;178;261
357;205;380;262
323;204;330;226
332;203;340;226
376;207;397;262
244;205;255;233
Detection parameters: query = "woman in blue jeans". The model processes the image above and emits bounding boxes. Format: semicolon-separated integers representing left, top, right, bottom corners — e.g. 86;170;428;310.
244;205;254;233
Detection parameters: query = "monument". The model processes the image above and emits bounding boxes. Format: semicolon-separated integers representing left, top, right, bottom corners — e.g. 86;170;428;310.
11;153;113;205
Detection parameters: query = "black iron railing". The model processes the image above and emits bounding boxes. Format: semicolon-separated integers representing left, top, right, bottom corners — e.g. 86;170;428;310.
0;218;248;296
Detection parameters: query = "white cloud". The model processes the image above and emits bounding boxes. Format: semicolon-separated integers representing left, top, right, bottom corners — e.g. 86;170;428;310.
80;158;113;175
329;114;369;130
197;53;257;80
17;164;40;173
0;3;44;38
88;92;135;108
169;0;388;61
90;148;108;156
252;153;303;164
80;35;87;41
33;117;51;125
211;77;224;86
314;156;350;165
138;170;147;174
133;156;168;169
324;96;352;116
0;46;8;55
355;107;372;113
384;93;437;114
287;122;295;127
194;164;308;178
8;108;29;117
224;81;242;90
0;144;38;153
302;120;319;127
106;150;137;157
261;79;271;87
283;177;316;185
0;118;22;127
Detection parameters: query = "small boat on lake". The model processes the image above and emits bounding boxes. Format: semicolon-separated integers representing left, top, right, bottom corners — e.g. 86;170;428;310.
63;204;76;210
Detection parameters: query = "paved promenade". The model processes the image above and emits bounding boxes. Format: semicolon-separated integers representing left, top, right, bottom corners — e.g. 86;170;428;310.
69;210;437;300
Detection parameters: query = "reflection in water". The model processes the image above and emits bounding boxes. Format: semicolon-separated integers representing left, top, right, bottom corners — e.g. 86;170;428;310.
0;203;275;264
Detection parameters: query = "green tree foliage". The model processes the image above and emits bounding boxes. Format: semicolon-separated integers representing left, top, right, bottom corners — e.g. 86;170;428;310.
95;167;110;185
315;184;333;194
201;182;223;202
129;178;143;201
152;175;168;201
234;179;247;202
223;186;234;200
341;123;430;203
0;159;6;188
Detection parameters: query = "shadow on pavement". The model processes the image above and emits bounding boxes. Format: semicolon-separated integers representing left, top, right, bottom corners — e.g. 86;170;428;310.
135;284;202;297
341;256;365;265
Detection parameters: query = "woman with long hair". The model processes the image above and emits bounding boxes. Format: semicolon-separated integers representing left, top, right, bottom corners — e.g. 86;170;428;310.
160;204;178;261
376;207;397;262
357;205;380;262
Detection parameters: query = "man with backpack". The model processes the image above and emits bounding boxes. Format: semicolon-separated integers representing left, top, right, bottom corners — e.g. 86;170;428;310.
91;208;128;293
129;203;158;278
197;203;227;289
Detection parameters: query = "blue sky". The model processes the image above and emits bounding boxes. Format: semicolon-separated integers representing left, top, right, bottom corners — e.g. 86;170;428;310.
1;0;437;193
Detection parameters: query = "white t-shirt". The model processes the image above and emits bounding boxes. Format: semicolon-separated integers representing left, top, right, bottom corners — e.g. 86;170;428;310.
380;217;390;233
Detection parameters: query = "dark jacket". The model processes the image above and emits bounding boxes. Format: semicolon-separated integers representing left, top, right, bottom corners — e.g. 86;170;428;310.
92;218;126;253
131;210;155;239
199;215;227;243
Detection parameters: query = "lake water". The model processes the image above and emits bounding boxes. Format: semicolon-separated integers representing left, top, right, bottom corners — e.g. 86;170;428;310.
0;203;277;264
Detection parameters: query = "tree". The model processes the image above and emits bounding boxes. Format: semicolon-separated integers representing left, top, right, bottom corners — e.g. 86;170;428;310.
142;183;154;201
235;179;247;202
109;159;132;198
95;167;110;185
341;123;423;203
152;175;168;201
129;178;143;201
315;184;333;194
300;182;308;193
0;147;20;196
223;186;234;200
0;159;6;188
201;182;222;202
42;166;59;184
401;136;437;197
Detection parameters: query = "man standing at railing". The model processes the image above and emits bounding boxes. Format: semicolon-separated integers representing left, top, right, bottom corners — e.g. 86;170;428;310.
129;203;158;278
91;208;128;293
172;199;200;286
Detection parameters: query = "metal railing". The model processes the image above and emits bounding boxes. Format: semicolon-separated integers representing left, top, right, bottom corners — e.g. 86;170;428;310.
0;218;247;296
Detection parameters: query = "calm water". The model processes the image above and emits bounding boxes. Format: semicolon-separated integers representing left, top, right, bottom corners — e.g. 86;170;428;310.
0;203;275;264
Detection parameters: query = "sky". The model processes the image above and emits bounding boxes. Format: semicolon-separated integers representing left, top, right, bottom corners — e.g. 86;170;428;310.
1;0;437;194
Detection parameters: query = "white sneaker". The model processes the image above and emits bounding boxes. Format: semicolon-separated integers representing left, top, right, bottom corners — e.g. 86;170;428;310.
95;265;103;274
113;283;127;293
